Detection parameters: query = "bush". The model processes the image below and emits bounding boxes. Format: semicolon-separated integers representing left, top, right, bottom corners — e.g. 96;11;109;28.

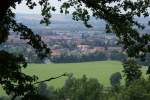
123;59;142;86
58;75;105;100
120;79;150;100
110;72;122;86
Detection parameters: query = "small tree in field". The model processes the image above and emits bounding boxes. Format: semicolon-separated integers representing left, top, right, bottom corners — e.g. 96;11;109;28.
110;72;122;87
123;59;142;86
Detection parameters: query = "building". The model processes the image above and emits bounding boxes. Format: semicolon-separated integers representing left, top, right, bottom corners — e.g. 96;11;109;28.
51;49;61;56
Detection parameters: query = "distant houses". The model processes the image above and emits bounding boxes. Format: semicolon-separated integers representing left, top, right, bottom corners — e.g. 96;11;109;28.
77;44;122;54
77;45;90;52
4;33;123;61
51;49;61;56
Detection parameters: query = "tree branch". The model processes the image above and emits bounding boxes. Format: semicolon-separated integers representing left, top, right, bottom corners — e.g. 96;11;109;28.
34;73;68;84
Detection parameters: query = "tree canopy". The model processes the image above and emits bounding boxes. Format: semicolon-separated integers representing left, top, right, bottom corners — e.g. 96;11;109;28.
1;0;150;99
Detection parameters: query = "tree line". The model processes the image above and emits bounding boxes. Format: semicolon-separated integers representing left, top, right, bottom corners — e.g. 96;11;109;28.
50;51;127;63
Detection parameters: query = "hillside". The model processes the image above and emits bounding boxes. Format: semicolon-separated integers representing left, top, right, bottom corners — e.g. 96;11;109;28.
15;14;150;35
15;13;106;34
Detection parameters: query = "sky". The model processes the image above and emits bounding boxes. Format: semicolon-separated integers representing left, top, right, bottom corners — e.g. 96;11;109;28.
14;0;150;15
15;0;68;14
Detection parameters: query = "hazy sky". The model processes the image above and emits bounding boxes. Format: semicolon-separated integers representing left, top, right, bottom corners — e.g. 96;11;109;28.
15;0;150;14
15;0;68;14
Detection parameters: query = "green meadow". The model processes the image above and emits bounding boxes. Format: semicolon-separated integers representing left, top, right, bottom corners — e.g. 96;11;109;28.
0;61;148;96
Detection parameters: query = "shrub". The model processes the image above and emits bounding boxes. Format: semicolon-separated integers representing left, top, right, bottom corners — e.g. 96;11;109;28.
110;72;122;86
58;75;105;100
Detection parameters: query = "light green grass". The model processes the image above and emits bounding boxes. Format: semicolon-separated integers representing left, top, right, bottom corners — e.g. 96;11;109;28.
0;61;148;96
25;61;148;87
25;61;123;88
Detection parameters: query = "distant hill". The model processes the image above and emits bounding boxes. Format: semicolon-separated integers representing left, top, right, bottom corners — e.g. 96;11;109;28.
15;13;106;34
15;13;150;34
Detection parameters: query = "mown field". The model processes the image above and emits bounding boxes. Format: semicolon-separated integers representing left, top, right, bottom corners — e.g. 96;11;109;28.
0;61;148;96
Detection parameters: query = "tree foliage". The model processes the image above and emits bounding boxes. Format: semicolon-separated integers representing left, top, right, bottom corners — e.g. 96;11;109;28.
123;59;142;86
0;50;38;99
1;0;150;99
120;79;150;100
110;72;122;86
58;75;104;100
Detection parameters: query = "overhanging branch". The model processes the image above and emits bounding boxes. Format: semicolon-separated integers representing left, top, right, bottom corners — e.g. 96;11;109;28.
34;73;68;84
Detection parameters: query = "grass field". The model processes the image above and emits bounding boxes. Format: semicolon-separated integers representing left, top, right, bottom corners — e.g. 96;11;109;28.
25;61;123;87
0;61;148;96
